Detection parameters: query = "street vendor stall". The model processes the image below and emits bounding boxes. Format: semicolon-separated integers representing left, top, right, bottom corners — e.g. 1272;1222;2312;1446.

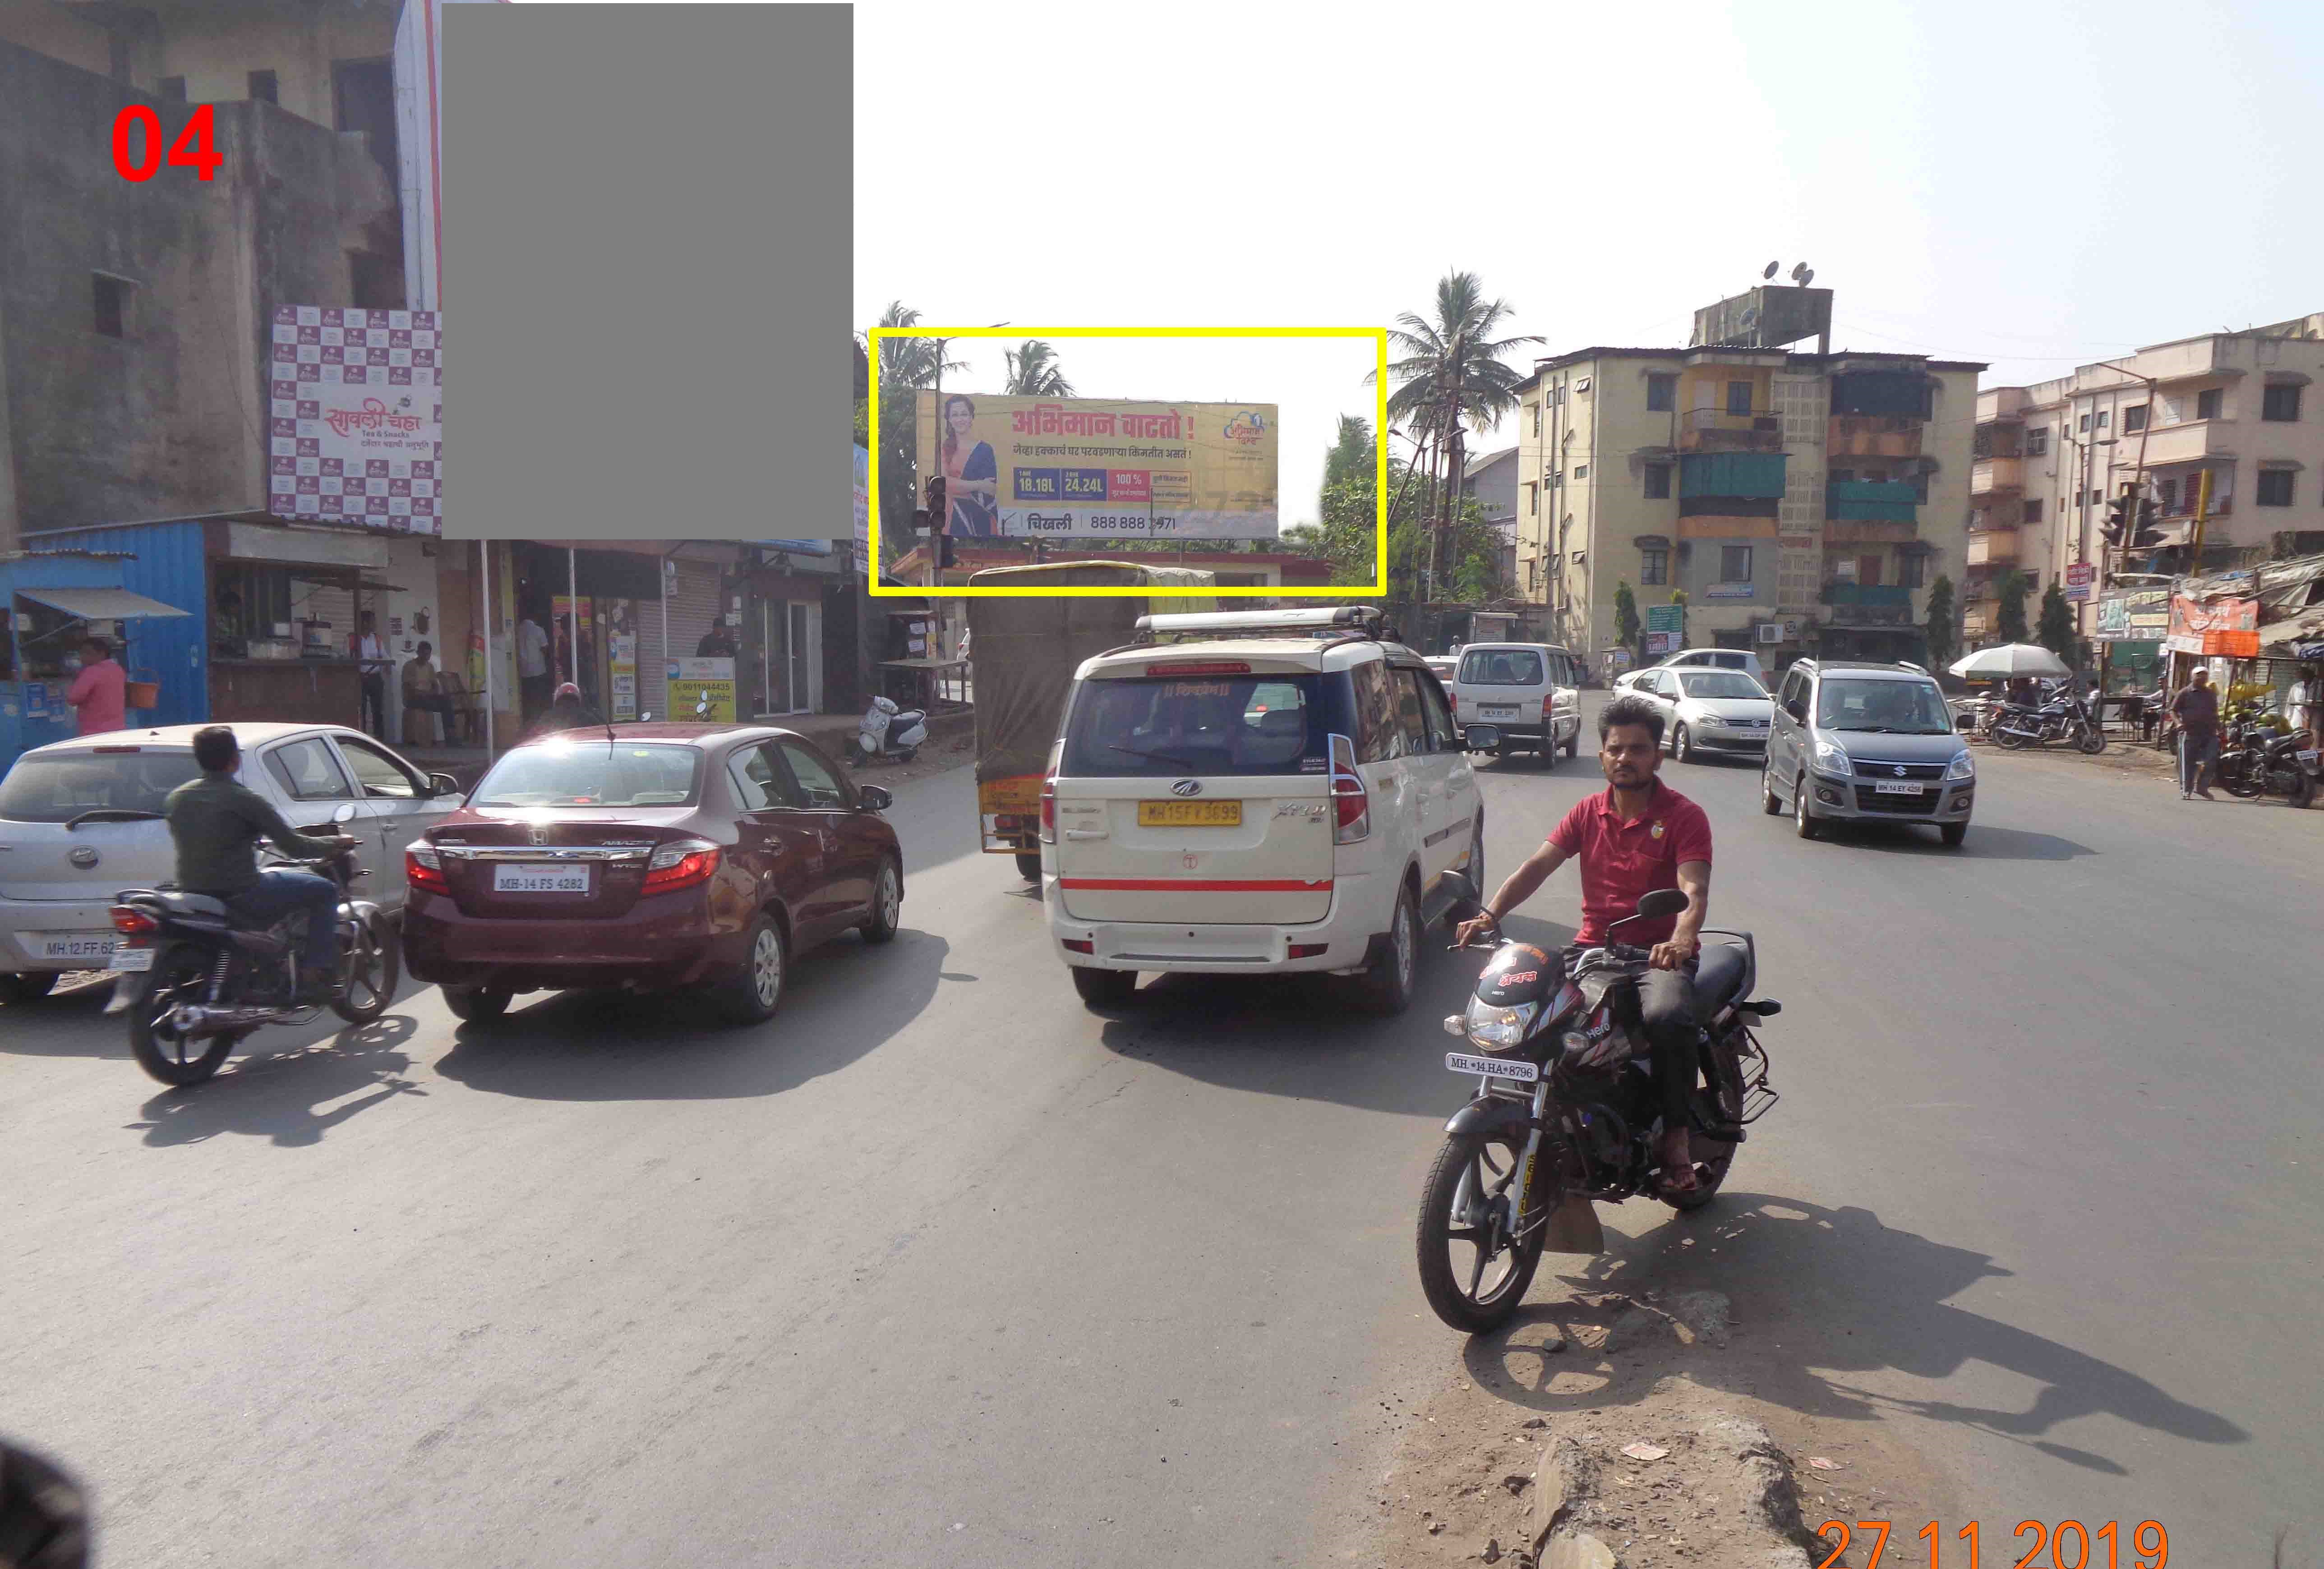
0;552;192;769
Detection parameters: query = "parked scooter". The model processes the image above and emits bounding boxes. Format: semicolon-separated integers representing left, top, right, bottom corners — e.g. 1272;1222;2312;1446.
103;802;398;1086
853;695;928;765
1991;688;2106;754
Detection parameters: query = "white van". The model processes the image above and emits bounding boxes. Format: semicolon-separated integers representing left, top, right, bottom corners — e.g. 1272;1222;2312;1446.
1445;642;1583;764
1042;607;1486;1017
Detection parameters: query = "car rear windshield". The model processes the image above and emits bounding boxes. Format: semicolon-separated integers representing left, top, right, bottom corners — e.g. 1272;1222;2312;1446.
1459;649;1544;686
1817;678;1953;734
471;741;704;807
1061;673;1337;778
1679;671;1767;700
0;751;202;823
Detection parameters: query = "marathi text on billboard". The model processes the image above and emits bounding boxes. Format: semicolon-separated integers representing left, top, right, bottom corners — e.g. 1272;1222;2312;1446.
2165;594;2258;657
916;393;1278;541
267;306;443;534
2095;588;2169;642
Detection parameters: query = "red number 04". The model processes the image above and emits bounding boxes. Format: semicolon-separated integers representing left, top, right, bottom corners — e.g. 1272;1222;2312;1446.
111;103;222;182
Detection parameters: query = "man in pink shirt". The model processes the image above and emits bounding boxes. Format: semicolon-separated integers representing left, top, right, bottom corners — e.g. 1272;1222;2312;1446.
65;636;128;736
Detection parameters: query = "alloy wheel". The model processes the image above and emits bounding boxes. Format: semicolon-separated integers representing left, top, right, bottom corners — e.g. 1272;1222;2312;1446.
752;926;784;1007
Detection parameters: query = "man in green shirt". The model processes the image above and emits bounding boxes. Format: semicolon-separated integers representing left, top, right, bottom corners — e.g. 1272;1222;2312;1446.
163;727;357;1002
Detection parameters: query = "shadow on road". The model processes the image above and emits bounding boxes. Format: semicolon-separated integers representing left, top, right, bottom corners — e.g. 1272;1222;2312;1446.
1806;821;2098;860
126;1012;426;1148
1459;1192;2246;1477
1089;913;1575;1119
430;928;950;1103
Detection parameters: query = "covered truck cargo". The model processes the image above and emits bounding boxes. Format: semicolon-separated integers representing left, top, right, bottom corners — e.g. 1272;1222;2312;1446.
967;562;1216;869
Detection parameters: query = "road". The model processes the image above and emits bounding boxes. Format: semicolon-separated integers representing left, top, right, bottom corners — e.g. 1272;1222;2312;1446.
3;711;2316;1566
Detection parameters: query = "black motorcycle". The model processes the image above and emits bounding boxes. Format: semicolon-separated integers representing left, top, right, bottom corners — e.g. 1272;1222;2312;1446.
1415;881;1780;1333
103;803;399;1086
2218;724;2319;808
1990;688;2106;754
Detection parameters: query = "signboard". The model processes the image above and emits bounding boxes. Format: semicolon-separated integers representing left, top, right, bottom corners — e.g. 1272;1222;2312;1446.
2095;588;2168;642
915;392;1278;540
2065;561;2094;603
1703;583;1755;600
608;632;637;721
1645;604;1683;634
667;657;735;722
267;307;442;534
853;444;871;564
2166;594;2259;657
1644;631;1678;656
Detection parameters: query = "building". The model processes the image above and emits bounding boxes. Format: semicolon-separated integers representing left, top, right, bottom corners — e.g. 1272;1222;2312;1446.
1970;313;2324;647
1462;446;1520;593
1511;298;1983;676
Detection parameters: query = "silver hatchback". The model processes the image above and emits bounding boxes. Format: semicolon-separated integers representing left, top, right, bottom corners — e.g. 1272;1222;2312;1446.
1764;660;1976;846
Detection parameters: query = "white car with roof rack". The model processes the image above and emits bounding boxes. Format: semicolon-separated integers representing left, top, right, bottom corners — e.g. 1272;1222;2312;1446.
1039;606;1491;1015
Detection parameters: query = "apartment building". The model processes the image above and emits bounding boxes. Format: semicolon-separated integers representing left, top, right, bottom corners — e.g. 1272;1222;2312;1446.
1461;446;1520;594
1512;339;1982;673
1970;314;2324;643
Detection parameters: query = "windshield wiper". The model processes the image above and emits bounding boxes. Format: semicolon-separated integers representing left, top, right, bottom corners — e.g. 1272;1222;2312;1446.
1109;743;1204;768
65;808;164;830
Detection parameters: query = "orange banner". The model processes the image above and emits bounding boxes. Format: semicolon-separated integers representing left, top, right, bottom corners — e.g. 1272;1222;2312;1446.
2167;595;2259;657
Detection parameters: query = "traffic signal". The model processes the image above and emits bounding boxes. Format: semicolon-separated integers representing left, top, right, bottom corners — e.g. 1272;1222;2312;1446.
2132;497;2163;548
923;476;947;528
2100;493;2131;546
939;533;958;570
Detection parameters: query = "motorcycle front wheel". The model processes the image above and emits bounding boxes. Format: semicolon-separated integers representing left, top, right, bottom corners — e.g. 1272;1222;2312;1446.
1992;724;2034;750
130;943;236;1087
331;920;398;1024
1416;1127;1550;1334
2077;726;2107;755
2219;757;2264;798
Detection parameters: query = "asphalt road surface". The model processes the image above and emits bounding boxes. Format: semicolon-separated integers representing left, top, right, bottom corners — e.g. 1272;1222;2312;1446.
4;710;2316;1566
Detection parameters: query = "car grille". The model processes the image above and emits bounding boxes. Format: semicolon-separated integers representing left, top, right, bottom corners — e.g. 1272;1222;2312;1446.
1852;758;1948;780
1852;785;1941;814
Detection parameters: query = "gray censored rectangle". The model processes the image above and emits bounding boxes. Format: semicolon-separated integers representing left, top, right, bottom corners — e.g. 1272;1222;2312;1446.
439;4;851;541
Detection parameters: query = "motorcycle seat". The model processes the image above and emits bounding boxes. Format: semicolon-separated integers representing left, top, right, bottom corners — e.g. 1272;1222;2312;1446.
1695;942;1752;1013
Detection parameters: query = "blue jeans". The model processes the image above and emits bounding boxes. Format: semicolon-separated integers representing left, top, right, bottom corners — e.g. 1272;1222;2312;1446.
227;870;339;971
2178;729;2219;794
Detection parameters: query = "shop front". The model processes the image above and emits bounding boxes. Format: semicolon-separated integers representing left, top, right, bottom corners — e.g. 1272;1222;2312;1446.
0;552;193;767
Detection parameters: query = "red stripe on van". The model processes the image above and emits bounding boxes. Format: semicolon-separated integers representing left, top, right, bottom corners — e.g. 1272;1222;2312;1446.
1058;878;1332;893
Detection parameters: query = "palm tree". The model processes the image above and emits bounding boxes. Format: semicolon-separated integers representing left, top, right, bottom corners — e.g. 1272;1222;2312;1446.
1370;271;1543;598
863;301;963;392
858;303;964;566
1003;340;1074;398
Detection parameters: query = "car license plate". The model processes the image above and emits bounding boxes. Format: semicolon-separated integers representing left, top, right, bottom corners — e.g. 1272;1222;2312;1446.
1480;706;1520;719
493;863;592;893
1446;1050;1538;1082
1873;782;1925;795
37;933;118;963
108;946;154;972
1136;801;1241;828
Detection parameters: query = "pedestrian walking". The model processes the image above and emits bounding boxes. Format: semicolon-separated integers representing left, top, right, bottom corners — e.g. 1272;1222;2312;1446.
516;610;552;723
350;611;389;736
2291;662;2323;754
2172;667;2222;800
63;636;126;737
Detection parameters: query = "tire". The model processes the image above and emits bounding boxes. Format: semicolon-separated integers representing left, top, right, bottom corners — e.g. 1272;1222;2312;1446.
1793;773;1822;839
0;971;60;1004
1669;1037;1748;1212
2077;726;2107;755
1761;759;1784;815
2288;770;2316;810
897;748;918;764
443;985;512;1023
1461;819;1485;908
1992;723;2034;750
1069;965;1136;1008
330;919;397;1024
129;943;235;1087
862;856;903;943
1673;722;1694;763
1415;1127;1549;1334
1352;882;1420;1016
1940;820;1968;847
2219;758;2262;799
1015;851;1042;883
717;913;788;1026
1563;732;1578;759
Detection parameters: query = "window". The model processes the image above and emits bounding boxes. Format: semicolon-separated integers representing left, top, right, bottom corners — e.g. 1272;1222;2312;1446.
2096;409;2110;429
1646;374;1677;413
472;744;703;808
248;69;278;104
2026;428;2050;456
2197;388;2223;421
2257;469;2295;507
2263;384;2303;422
728;745;785;810
1530;403;1542;437
1720;546;1754;583
264;739;357;802
1643;462;1671;500
1831;468;1855;484
92;275;129;338
1066;672;1336;775
1572;464;1588;480
778;742;850;809
1524;482;1537;516
1415;672;1458;752
2024;498;2044;525
1900;552;1927;589
337;737;421;800
2123;404;2149;433
1857;554;1882;587
160;76;187;101
1641;547;1668;585
1726;381;1753;415
1458;649;1544;686
2078;413;2092;433
349;251;400;311
1391;669;1431;755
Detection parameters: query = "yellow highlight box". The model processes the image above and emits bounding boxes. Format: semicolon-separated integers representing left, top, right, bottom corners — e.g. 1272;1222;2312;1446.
866;326;1388;598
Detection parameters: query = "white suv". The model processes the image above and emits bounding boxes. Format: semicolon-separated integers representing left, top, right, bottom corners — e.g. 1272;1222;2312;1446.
1445;642;1582;764
1041;608;1485;1016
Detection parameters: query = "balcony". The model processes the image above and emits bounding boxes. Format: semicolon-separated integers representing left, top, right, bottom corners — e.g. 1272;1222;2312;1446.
1678;407;1785;453
1829;416;1924;460
1966;529;2021;566
1971;457;2024;495
1824;518;1920;545
2132;420;2229;467
1827;479;1920;522
1819;583;1915;627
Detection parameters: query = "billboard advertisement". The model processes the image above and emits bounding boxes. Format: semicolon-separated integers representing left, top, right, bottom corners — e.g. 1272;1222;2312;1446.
2167;594;2258;657
267;307;443;534
915;393;1277;540
2094;588;2168;642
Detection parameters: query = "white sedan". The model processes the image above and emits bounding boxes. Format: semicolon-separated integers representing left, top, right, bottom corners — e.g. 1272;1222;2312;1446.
1625;666;1775;763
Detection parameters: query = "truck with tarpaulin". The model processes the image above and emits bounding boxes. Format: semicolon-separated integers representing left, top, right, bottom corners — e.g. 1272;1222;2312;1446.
966;561;1217;880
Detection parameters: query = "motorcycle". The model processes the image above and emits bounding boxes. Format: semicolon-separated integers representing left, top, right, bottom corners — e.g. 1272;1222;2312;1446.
853;695;928;765
2218;722;2319;807
1990;689;2106;754
102;802;400;1086
1415;879;1781;1334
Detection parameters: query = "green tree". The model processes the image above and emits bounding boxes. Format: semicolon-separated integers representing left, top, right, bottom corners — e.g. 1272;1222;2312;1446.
1323;414;1373;489
2035;580;2077;662
1003;340;1074;397
1923;574;1957;668
1295;418;1503;603
858;303;964;568
1614;580;1640;659
1995;570;2032;644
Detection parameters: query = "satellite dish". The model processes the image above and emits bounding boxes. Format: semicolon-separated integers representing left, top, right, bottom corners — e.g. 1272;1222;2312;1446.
1789;262;1807;282
1763;260;1780;280
1798;268;1814;287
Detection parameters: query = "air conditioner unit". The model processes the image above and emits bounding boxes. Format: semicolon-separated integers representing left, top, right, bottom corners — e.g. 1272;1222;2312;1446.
1756;623;1784;644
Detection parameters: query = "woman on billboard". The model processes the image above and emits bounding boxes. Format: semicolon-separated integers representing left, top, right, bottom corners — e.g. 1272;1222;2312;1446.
941;395;1001;538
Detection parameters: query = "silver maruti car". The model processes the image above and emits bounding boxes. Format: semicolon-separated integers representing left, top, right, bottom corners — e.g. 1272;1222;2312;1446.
1764;659;1975;847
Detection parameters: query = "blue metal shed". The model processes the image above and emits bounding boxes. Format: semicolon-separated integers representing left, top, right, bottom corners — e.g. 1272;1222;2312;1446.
19;520;210;731
1;548;198;770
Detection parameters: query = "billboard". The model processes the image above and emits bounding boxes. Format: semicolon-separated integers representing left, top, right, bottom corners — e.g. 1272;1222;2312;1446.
2094;588;2168;642
915;393;1277;540
2166;595;2258;657
267;307;443;534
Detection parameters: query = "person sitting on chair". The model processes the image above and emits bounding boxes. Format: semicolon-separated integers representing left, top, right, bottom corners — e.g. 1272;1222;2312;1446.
400;642;462;745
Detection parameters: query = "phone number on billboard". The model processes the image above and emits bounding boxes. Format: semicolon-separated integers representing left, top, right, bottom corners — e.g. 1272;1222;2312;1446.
1085;515;1180;532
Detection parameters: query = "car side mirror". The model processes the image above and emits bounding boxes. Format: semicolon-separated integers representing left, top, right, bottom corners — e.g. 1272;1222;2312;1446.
331;801;358;825
1461;724;1501;752
428;771;463;797
1784;698;1807;722
1439;870;1484;922
857;784;893;812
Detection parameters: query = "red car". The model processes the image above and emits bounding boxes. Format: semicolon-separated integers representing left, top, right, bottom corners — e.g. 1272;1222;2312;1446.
401;724;903;1025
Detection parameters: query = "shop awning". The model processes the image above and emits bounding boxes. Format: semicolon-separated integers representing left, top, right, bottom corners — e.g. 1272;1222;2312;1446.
2261;603;2324;655
16;586;190;620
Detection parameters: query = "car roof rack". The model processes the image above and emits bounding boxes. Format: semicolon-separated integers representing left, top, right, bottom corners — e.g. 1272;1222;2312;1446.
1134;605;1384;644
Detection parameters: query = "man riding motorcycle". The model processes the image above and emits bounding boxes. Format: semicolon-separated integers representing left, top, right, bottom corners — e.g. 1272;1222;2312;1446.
161;726;358;1004
1454;694;1715;1193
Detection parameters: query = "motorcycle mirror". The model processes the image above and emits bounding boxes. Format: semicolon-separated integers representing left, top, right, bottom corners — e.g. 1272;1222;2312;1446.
1631;888;1688;922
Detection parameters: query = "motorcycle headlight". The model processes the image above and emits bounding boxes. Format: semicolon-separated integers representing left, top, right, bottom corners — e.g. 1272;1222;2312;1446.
1464;996;1538;1049
1946;752;1975;781
1812;738;1855;778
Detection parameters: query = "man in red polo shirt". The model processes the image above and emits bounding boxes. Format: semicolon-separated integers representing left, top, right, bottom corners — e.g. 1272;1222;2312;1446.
1455;693;1715;1193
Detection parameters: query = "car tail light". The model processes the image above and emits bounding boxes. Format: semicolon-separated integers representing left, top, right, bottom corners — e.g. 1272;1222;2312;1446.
1144;660;1250;676
1287;943;1329;959
1039;739;1062;845
1448;690;1459;714
109;905;158;934
1328;733;1369;844
1061;939;1094;954
643;838;721;894
406;844;449;895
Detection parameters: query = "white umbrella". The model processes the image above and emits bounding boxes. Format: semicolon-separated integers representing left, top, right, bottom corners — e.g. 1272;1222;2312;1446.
1950;643;2073;680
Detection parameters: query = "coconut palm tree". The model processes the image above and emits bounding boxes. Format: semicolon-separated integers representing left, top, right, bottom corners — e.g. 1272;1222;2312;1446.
1003;340;1074;398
